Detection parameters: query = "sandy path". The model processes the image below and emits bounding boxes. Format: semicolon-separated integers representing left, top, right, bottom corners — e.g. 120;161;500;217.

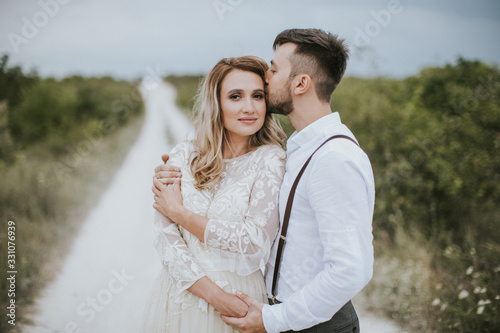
23;80;192;333
23;79;402;333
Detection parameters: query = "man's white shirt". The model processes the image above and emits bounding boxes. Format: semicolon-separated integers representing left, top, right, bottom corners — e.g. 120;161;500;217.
262;112;375;332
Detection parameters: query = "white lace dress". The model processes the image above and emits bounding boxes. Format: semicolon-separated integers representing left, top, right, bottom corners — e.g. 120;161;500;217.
143;141;286;332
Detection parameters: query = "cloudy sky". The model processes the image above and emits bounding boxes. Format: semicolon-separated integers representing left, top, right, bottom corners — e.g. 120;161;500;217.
1;0;499;79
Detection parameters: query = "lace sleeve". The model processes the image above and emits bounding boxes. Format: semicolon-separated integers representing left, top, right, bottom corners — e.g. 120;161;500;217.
204;147;285;258
153;142;206;297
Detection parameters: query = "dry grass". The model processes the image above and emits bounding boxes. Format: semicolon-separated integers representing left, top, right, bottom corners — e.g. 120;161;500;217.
0;111;144;332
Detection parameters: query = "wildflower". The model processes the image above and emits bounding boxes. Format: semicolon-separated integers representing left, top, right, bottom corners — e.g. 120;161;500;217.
458;289;469;300
477;306;485;315
474;287;487;294
465;266;473;275
440;303;448;311
496;295;500;300
470;247;476;255
478;299;491;306
494;265;500;273
432;298;440;306
444;246;455;257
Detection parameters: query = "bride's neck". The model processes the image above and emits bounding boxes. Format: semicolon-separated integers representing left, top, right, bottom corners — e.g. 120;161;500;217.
222;134;250;159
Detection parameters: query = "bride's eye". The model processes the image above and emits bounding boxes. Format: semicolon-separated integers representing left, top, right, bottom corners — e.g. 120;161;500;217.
229;94;241;100
253;93;264;100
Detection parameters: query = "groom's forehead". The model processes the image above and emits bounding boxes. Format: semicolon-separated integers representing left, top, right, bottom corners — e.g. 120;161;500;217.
272;43;296;67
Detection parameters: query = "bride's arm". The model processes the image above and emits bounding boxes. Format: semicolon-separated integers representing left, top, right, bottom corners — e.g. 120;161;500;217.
153;147;285;257
153;143;247;317
189;277;248;317
153;177;208;241
154;206;248;317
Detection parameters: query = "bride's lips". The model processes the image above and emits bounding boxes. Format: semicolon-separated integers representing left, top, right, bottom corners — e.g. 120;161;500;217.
238;117;258;124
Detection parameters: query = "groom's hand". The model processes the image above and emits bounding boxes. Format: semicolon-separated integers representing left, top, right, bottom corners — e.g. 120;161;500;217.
221;291;267;333
154;154;182;187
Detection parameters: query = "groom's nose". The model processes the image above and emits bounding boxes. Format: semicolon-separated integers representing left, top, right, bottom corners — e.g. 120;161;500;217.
265;69;271;84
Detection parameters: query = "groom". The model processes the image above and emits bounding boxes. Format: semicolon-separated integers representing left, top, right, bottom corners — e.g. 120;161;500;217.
155;28;375;332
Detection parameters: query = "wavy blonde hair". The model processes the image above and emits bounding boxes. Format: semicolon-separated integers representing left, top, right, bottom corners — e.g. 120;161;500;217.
190;56;286;190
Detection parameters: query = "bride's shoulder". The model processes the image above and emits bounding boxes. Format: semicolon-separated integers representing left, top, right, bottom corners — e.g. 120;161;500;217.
257;144;286;156
254;144;286;161
170;141;195;155
168;141;196;166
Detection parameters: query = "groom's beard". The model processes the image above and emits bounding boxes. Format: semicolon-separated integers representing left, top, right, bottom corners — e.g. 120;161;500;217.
266;86;294;116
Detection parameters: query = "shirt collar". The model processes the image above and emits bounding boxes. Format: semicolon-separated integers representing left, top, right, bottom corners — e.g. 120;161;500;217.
287;112;342;152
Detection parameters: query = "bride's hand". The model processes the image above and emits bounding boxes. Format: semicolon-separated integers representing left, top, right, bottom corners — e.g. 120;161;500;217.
152;177;184;221
188;277;248;318
212;291;249;318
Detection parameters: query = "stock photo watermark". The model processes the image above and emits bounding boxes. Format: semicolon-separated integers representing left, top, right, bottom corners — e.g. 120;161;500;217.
353;0;404;49
60;268;135;333
141;65;163;91
213;0;245;21
380;72;499;189
36;64;162;189
5;220;17;326
7;0;73;54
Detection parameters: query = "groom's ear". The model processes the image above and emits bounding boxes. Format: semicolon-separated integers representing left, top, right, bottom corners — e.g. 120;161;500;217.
292;74;312;96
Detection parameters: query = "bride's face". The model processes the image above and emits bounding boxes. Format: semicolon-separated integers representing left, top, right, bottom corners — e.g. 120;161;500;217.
219;69;266;142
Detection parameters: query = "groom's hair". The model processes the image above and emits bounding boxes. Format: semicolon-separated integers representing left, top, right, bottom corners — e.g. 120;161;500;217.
273;28;349;102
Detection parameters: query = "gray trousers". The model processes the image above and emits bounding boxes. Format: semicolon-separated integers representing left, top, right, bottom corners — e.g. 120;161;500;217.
282;301;359;333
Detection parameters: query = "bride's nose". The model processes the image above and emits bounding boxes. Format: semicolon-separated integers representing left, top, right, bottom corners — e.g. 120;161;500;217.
242;98;255;113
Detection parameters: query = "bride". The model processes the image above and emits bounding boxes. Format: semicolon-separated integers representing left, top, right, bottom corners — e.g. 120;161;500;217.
143;56;286;332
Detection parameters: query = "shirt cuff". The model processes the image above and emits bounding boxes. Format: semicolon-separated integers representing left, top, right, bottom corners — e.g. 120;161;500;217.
203;218;214;243
262;303;290;333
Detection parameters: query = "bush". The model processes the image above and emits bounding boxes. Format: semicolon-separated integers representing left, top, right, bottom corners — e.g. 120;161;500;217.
0;55;145;332
164;75;203;117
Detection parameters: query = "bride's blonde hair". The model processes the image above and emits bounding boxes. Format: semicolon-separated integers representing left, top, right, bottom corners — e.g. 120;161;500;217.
190;56;285;190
